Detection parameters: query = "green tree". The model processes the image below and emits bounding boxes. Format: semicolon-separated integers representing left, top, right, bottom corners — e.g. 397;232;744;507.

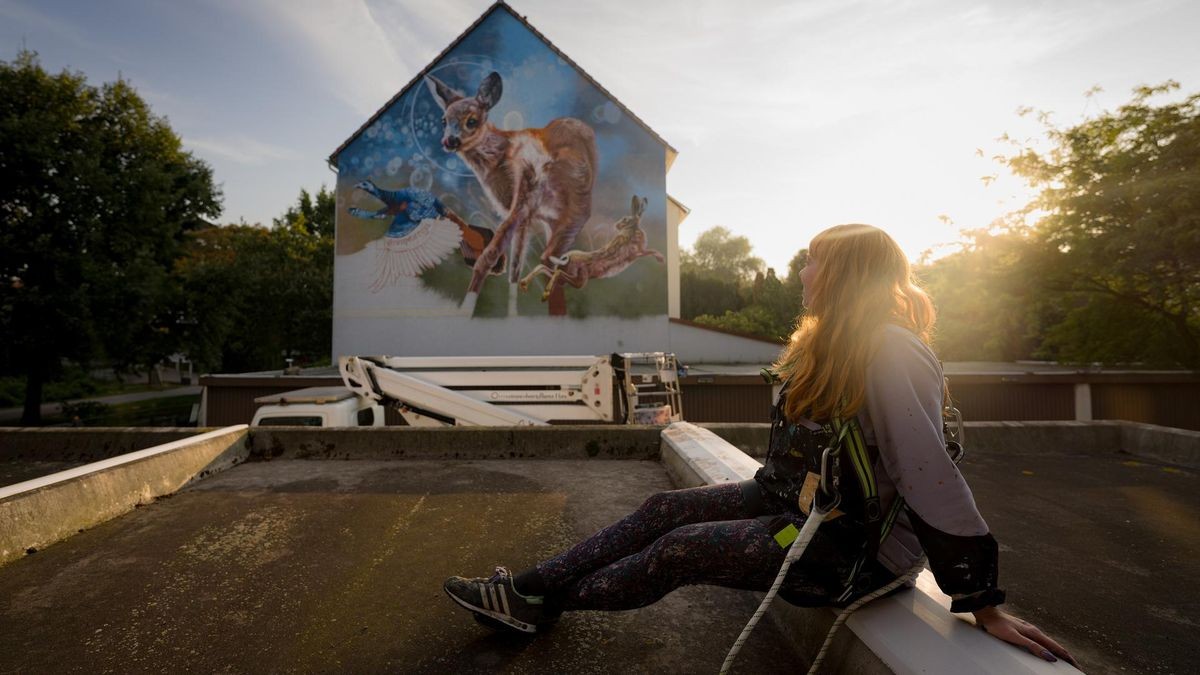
1004;82;1200;367
680;226;766;321
682;226;765;281
692;267;800;341
917;230;1042;361
274;185;335;239
784;248;808;302
693;305;785;339
0;52;221;424
174;190;332;373
680;269;743;319
679;227;806;340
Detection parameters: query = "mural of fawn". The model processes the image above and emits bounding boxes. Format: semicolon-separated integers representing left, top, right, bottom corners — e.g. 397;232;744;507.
519;195;664;301
426;71;597;316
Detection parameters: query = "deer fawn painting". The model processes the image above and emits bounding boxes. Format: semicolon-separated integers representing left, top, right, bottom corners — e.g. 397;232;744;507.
426;71;597;317
519;195;664;301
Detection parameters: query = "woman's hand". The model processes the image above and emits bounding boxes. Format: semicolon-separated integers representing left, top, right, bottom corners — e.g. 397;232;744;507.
972;606;1079;668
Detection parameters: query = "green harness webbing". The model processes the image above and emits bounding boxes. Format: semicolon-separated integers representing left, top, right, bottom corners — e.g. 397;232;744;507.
828;415;906;603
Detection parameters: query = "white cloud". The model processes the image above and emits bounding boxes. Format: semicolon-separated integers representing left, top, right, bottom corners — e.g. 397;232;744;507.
222;0;481;118
185;135;301;165
215;0;1198;269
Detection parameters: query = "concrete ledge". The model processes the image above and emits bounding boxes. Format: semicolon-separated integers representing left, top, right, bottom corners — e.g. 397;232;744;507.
697;423;771;457
962;420;1123;456
699;421;1132;460
660;423;762;487
247;426;662;461
660;421;1080;675
696;420;1200;469
0;428;207;462
1118;421;1200;469
0;425;249;566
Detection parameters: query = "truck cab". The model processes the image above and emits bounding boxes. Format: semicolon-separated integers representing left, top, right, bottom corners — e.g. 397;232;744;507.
250;386;384;428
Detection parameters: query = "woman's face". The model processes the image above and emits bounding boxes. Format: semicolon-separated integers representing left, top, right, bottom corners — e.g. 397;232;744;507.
799;250;819;308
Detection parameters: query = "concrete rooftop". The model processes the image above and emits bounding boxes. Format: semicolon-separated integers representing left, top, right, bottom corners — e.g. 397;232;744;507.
0;459;799;673
1;424;1197;674
959;445;1199;675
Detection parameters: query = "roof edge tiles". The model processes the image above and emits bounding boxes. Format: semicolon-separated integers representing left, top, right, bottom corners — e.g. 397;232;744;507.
328;0;677;168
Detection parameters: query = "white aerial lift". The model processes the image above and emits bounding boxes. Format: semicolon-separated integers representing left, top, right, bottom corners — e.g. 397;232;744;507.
249;352;684;427
338;352;683;427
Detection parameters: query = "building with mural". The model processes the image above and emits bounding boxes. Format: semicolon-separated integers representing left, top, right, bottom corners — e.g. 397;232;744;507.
202;3;1200;432
328;1;778;363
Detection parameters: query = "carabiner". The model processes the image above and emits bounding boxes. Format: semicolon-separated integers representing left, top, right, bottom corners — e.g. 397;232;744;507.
819;445;838;497
812;487;841;515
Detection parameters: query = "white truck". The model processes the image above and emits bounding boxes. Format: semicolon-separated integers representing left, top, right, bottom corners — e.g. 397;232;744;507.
249;352;683;427
250;386;385;428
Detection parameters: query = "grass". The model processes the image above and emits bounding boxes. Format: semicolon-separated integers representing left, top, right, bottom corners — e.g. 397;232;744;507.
0;372;191;409
47;394;201;428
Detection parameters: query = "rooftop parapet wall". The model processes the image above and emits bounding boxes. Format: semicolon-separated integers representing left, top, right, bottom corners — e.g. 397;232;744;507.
703;420;1200;469
247;425;663;461
3;420;1193;467
0;427;205;462
1117;420;1200;469
0;426;249;566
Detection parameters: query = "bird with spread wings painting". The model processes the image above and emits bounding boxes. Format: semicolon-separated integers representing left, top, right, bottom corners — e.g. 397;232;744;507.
349;180;501;292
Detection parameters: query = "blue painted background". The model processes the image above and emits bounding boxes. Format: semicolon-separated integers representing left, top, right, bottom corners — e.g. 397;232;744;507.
334;8;667;318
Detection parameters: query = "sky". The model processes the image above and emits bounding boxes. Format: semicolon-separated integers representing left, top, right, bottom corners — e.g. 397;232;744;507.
3;0;1199;272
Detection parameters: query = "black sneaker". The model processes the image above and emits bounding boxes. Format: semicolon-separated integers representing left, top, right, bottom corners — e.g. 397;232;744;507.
443;566;553;634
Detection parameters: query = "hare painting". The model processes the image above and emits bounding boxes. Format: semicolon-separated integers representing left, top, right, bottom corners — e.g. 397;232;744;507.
519;195;664;301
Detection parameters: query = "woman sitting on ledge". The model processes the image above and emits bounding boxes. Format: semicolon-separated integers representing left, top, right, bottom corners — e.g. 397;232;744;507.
443;223;1077;667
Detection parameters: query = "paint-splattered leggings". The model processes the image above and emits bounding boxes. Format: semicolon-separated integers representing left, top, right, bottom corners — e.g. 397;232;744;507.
535;481;896;611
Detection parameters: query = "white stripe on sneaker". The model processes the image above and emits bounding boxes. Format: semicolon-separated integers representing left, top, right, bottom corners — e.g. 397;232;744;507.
488;585;500;614
498;584;511;617
479;582;490;611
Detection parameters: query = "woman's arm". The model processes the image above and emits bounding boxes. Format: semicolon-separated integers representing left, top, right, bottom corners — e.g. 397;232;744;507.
865;327;1001;608
866;327;1077;666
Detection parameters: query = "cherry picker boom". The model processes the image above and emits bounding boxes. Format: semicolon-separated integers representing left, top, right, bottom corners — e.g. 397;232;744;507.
335;352;683;427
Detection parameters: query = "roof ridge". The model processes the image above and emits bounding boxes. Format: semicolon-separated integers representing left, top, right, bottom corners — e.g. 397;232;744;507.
328;0;676;166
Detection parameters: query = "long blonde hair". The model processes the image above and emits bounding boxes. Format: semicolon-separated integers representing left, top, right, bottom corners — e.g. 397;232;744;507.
775;224;935;422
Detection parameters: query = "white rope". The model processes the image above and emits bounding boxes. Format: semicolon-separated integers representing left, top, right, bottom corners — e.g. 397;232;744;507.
805;556;927;674
719;503;829;675
719;505;928;675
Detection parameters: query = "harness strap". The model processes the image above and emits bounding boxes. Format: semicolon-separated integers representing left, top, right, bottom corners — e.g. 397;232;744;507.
830;414;891;601
880;493;905;541
831;416;875;498
773;388;908;601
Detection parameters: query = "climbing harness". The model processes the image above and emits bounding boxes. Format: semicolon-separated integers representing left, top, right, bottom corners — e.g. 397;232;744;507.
720;384;966;675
